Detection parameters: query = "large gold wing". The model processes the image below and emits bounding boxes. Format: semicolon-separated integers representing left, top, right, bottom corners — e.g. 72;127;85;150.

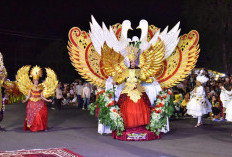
138;40;165;81
42;68;58;98
16;65;33;96
154;30;200;88
100;43;127;78
67;27;108;88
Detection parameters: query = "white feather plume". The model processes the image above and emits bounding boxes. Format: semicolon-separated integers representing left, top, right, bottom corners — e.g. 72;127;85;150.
137;19;181;60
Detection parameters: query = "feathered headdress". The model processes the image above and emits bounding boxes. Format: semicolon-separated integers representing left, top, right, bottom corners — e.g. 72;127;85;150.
196;75;209;84
30;65;42;80
126;44;139;62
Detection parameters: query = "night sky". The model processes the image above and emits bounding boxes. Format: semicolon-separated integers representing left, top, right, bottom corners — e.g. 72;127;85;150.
0;0;208;82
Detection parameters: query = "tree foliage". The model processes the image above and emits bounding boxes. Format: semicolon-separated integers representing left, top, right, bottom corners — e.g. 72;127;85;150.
182;0;232;73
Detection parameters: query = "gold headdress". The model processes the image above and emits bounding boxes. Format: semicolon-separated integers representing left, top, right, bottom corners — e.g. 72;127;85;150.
126;44;139;62
16;65;58;98
30;65;42;80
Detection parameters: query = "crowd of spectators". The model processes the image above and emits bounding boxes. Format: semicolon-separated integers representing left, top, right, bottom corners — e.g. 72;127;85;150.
52;80;97;110
172;69;231;121
53;68;231;122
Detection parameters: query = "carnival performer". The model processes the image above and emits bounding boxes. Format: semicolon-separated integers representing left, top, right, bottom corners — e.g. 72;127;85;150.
114;48;152;128
187;75;212;127
0;52;7;130
68;16;200;140
220;79;231;121
220;85;232;121
16;65;58;132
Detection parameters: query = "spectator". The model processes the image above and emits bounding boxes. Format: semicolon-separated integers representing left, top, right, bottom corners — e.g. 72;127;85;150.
180;93;190;117
82;83;91;110
55;83;63;109
76;81;83;108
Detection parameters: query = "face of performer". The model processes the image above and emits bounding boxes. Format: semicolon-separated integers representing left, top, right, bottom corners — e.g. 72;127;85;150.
196;81;201;87
33;79;39;86
130;61;136;68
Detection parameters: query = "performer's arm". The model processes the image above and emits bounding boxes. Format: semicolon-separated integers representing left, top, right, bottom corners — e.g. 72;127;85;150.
41;94;52;103
22;90;31;103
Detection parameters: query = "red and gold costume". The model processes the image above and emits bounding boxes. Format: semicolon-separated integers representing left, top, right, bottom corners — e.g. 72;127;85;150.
117;69;151;128
24;86;48;131
16;65;58;132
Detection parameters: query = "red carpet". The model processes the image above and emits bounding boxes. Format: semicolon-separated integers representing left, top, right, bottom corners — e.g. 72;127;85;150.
0;148;83;157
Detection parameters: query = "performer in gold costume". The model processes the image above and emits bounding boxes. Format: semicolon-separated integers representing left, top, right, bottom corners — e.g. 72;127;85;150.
114;45;156;128
16;65;58;132
67;16;200;140
0;53;7;128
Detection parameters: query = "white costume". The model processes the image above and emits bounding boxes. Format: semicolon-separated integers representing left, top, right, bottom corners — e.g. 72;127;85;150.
221;88;232;121
141;78;169;133
141;78;162;107
187;75;211;124
220;87;232;109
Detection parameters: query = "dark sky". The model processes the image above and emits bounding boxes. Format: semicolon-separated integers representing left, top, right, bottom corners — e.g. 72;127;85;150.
0;0;195;82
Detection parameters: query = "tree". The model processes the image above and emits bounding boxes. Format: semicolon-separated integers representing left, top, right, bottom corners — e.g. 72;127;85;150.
182;0;232;74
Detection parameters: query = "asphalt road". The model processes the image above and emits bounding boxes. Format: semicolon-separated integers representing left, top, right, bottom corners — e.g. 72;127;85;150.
1;103;232;157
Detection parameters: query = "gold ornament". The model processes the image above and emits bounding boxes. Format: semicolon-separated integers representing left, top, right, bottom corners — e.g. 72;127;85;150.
68;19;199;90
138;40;165;82
126;45;139;62
16;65;58;98
30;65;42;80
155;30;200;88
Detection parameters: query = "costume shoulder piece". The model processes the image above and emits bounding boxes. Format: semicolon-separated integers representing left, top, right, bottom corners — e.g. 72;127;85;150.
67;27;108;88
16;65;33;96
68;16;199;89
154;30;200;88
16;65;58;98
67;16;131;88
42;68;58;98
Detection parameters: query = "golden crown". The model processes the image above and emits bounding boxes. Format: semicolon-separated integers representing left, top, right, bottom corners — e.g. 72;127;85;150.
30;65;43;80
126;44;139;62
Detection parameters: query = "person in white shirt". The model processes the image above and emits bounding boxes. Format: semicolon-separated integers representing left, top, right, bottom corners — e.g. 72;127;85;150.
55;83;63;109
75;81;83;109
220;85;232;121
82;83;91;110
220;81;231;120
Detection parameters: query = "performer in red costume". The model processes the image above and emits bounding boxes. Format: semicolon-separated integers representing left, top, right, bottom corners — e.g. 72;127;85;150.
22;79;51;132
17;65;58;132
117;60;151;129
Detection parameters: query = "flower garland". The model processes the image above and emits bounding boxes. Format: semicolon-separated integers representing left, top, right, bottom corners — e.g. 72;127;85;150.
147;89;174;135
90;88;174;136
89;89;124;135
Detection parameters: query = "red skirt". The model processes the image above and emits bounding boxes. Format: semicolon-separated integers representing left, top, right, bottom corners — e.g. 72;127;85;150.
24;100;48;132
118;92;151;128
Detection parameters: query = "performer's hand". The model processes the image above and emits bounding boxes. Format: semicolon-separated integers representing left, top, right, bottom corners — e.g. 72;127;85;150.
22;100;26;103
47;99;52;103
112;82;116;85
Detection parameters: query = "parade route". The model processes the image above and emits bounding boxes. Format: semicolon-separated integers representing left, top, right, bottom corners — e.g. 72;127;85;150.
1;103;232;157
